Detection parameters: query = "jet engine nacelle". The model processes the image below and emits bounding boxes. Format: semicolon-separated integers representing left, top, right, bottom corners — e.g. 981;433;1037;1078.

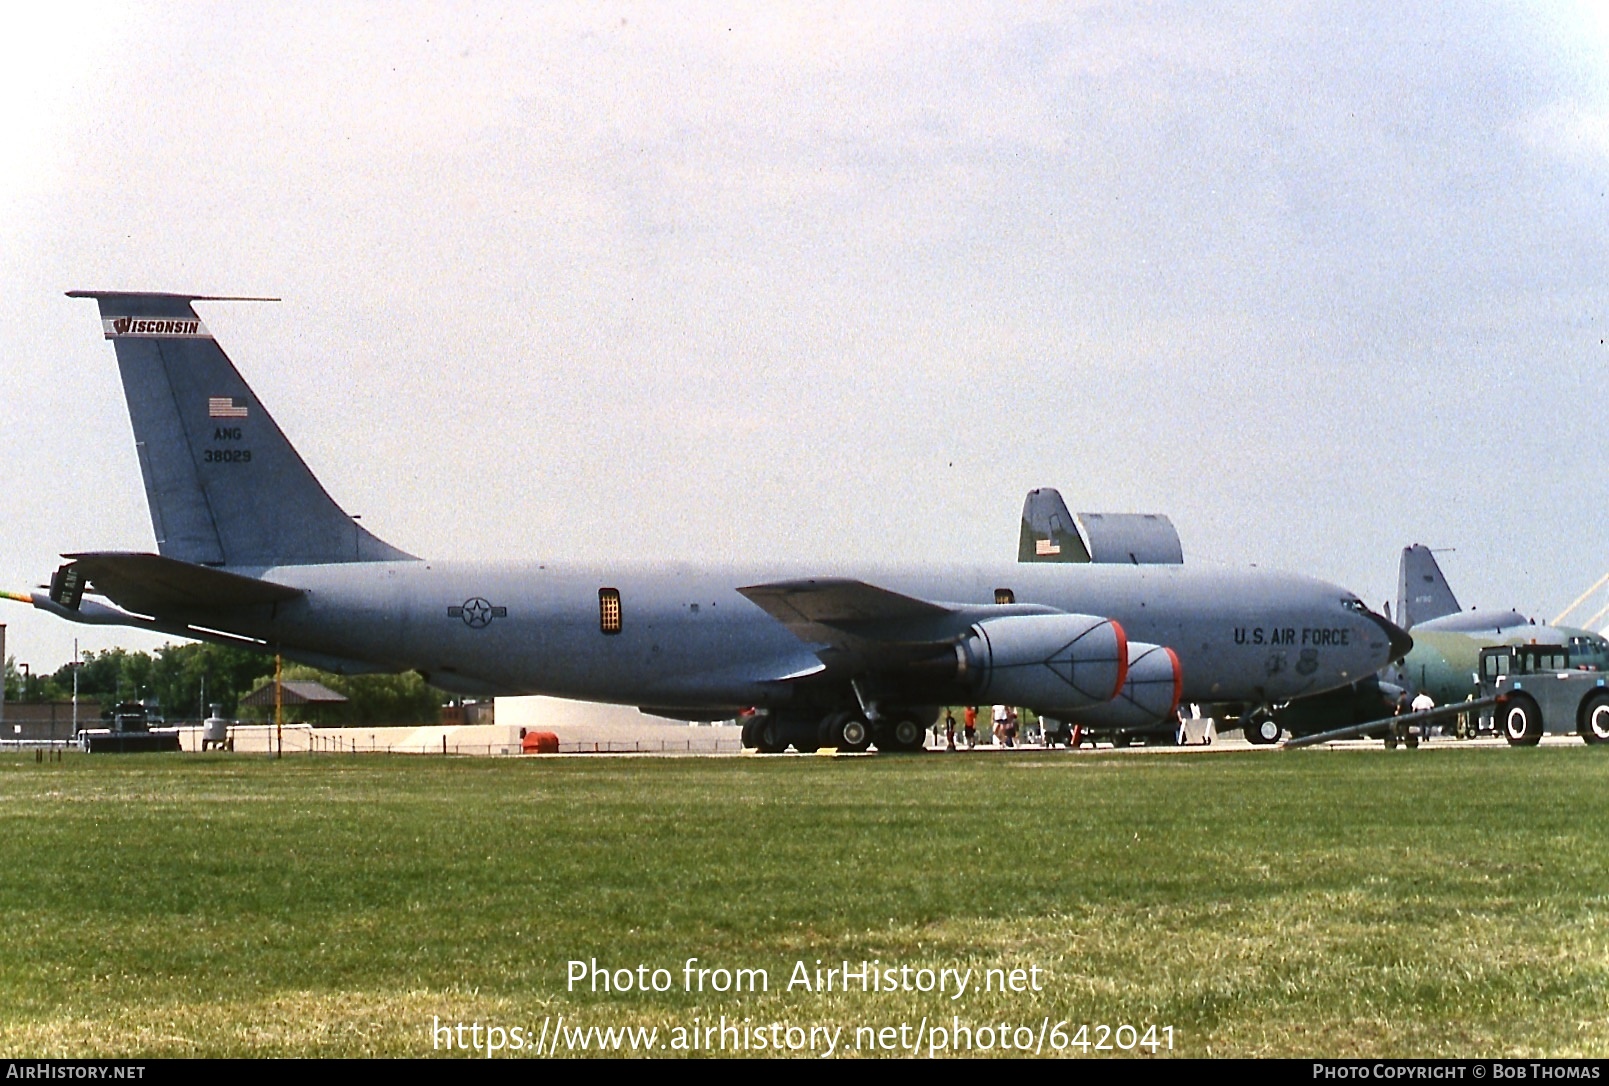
957;613;1128;714
1058;642;1183;730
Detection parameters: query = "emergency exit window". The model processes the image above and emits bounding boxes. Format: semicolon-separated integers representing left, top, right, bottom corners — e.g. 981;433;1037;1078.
995;588;1015;605
599;588;622;634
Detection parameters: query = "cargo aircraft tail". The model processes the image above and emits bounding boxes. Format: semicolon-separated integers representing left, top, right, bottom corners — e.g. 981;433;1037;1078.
1017;488;1183;566
1394;544;1530;636
1394;544;1459;631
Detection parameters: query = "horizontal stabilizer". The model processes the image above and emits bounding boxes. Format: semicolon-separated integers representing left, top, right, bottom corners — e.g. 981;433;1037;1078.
31;590;272;641
27;588;387;674
63;551;303;616
65;290;281;304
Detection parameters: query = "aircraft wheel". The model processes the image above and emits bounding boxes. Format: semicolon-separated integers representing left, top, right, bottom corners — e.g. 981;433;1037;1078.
741;720;761;750
1404;731;1420;749
1578;693;1609;744
1383;730;1398;750
1243;715;1280;745
1501;696;1543;746
878;715;927;753
822;710;873;753
754;717;788;754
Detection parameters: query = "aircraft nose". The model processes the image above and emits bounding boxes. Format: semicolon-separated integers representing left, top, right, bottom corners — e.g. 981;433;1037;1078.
1368;611;1413;661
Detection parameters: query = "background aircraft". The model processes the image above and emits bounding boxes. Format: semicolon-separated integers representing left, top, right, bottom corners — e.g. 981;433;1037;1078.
1383;544;1608;705
1017;487;1184;566
1016;487;1188;745
11;292;1407;754
1272;545;1609;739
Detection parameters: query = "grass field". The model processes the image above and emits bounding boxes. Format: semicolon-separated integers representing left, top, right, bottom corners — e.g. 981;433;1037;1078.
2;746;1607;1058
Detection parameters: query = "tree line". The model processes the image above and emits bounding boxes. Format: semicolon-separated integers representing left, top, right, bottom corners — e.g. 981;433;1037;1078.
4;643;446;725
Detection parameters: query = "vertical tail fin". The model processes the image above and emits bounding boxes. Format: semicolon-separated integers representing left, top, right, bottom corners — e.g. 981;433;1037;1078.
1395;544;1459;630
70;291;414;567
1018;488;1184;564
1019;488;1092;563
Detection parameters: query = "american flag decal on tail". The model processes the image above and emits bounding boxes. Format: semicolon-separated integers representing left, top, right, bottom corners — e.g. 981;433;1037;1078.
208;396;249;419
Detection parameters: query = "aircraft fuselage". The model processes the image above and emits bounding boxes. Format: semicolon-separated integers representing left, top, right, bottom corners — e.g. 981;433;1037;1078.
199;558;1396;710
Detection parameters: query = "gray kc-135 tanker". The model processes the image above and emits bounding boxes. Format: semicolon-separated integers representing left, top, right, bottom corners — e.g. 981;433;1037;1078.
13;292;1411;753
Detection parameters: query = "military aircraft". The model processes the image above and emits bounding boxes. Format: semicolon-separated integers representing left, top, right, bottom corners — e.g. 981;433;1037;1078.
1016;487;1187;745
11;291;1409;754
1382;544;1608;705
1392;543;1531;636
1272;544;1609;739
1017;487;1183;566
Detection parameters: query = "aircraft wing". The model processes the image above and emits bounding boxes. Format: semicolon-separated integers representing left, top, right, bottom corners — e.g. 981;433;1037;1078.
61;551;304;616
738;578;963;677
738;577;1046;670
740;577;1133;714
740;578;948;628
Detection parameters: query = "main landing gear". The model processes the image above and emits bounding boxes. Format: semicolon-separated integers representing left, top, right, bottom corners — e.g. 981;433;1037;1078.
743;709;932;754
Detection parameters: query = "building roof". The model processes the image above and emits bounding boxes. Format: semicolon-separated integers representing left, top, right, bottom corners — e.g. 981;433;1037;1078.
240;680;349;707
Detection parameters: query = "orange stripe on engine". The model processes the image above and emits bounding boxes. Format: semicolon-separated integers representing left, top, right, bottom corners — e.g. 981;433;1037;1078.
1109;620;1129;700
1164;646;1184;717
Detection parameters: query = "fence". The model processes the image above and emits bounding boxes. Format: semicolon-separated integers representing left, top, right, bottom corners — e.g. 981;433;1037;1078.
1;726;747;757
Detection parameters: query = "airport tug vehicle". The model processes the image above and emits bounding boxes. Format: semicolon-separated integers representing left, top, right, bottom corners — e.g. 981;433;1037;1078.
1480;644;1609;746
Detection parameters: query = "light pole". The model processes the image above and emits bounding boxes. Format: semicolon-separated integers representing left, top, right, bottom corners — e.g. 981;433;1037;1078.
274;652;283;760
18;664;28;743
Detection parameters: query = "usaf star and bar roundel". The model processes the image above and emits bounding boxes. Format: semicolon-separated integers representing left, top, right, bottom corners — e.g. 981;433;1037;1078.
448;597;507;628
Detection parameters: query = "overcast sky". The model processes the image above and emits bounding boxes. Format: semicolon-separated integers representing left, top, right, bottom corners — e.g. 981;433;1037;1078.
3;2;1607;672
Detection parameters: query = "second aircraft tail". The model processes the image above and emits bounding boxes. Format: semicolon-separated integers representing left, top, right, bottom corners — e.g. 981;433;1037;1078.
1018;488;1184;565
1395;544;1459;630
